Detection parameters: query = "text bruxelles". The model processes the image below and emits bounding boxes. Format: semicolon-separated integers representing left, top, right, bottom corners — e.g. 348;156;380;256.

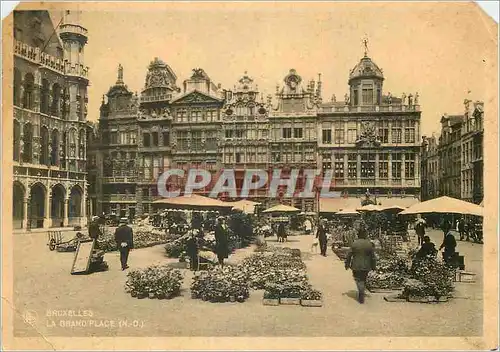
156;168;341;199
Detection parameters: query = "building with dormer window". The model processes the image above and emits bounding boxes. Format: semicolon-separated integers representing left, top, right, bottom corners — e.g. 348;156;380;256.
318;49;422;212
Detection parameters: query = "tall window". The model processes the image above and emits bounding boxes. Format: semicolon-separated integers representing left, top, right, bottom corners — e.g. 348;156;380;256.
404;120;416;143
110;132;118;144
235;130;245;138
225;130;233;138
294;128;303;139
282;128;292;139
362;84;373;105
334;155;345;180
22;123;33;163
190;111;202;122
347;128;357;143
13;121;21;161
152;132;159;146
177;131;188;150
235;152;242;163
353;89;359;106
192;131;202;150
177;109;187;122
40;79;50;114
378;121;389;143
348;154;357;179
23;73;34;110
130;132;137;144
322;129;332;144
391;121;402;143
378;153;389;179
361;153;375;178
405;153;415;178
377;88;381;105
143;133;151;147
51;83;61;116
205;131;217;150
334;128;345;144
13;69;21;106
162;131;170;146
40;127;50;166
392;153;402;179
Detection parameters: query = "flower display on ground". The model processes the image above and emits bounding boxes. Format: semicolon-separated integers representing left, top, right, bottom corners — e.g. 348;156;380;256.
98;227;172;252
191;265;250;303
125;265;183;299
300;287;323;301
402;257;455;299
366;254;410;290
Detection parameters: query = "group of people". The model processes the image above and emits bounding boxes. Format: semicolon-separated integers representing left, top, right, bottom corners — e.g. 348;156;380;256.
186;216;230;271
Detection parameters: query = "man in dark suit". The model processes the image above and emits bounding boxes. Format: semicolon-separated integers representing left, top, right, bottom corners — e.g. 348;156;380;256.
114;217;134;271
215;217;230;266
345;225;377;304
316;220;328;257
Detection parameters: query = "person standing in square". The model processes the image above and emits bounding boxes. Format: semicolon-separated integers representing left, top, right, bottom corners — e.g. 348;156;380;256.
114;217;134;271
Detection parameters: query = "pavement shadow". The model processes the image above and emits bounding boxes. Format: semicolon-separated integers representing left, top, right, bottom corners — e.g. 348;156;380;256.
342;290;371;301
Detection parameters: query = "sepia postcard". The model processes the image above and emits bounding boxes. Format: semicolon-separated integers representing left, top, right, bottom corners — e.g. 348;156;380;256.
2;1;498;350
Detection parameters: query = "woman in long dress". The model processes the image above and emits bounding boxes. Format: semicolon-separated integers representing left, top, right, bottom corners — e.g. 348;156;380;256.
215;217;230;266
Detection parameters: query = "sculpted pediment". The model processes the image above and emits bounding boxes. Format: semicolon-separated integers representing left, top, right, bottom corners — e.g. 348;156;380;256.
172;90;222;104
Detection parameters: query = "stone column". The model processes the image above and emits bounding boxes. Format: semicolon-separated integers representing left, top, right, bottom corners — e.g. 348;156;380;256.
22;197;28;229
81;185;87;227
43;194;51;229
63;198;69;227
357;154;361;187
375;153;380;182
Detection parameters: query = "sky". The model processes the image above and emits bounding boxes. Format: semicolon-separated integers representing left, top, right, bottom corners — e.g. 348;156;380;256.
46;2;497;137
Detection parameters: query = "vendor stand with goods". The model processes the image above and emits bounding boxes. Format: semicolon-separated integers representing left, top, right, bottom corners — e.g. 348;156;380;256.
262;204;300;242
399;196;483;269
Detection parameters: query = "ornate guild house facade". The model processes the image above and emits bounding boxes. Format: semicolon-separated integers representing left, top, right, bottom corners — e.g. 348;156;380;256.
12;10;90;229
90;45;422;216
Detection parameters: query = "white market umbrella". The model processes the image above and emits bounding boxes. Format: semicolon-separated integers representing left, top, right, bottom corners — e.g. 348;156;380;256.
356;204;383;212
379;205;406;212
262;204;300;214
399;196;483;217
335;208;360;215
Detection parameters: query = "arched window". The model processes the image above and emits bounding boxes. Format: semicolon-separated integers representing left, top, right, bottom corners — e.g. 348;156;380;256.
51;83;61;116
40;79;50;114
13;69;21;106
51;129;59;166
40;126;50;166
23;73;34;110
79;129;85;159
13;120;21;161
22;123;33;163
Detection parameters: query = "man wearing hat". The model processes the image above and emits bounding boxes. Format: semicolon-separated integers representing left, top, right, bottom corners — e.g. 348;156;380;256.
114;217;134;271
215;216;230;266
88;215;103;249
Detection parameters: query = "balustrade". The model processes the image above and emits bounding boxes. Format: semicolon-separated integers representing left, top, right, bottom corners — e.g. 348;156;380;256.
14;39;89;78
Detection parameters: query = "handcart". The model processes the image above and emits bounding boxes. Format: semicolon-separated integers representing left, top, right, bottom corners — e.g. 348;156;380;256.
47;231;87;252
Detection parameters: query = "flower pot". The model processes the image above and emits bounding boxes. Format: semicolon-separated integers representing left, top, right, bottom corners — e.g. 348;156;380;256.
229;296;236;302
157;293;166;300
280;297;301;305
236;296;245;303
130;292;137;298
137;293;147;299
148;293;155;299
191;293;198;299
300;299;322;307
262;298;280;306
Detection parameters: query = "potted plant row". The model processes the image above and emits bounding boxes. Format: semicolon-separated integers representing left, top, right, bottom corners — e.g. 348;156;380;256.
190;266;250;303
300;287;323;307
124;265;183;299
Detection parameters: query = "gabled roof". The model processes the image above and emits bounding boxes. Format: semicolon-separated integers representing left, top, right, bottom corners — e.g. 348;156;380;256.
171;89;223;104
